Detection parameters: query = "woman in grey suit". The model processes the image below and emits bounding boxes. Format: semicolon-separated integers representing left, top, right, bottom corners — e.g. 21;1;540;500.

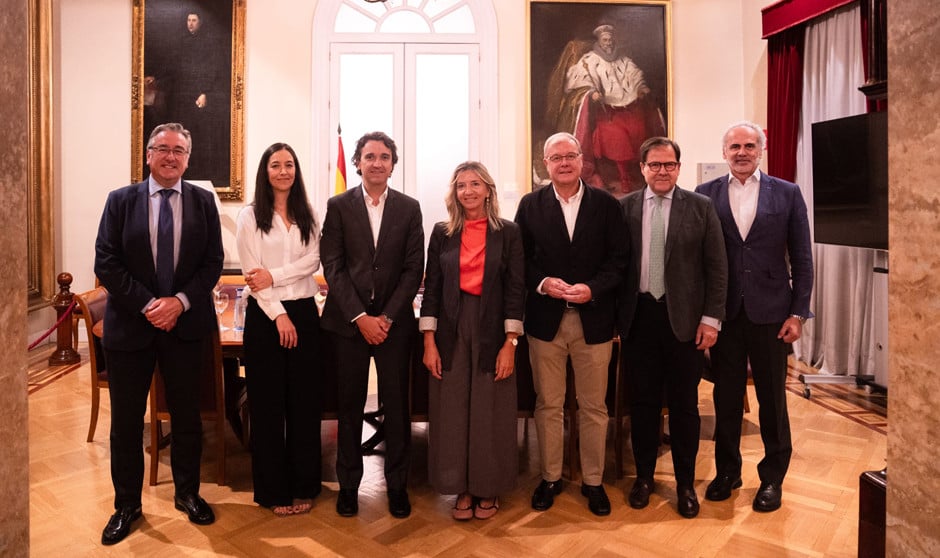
420;161;525;520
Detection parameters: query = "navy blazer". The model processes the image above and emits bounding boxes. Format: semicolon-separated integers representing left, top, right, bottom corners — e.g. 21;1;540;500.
696;173;813;324
617;187;728;342
94;180;223;351
514;182;627;344
319;185;424;336
420;219;525;372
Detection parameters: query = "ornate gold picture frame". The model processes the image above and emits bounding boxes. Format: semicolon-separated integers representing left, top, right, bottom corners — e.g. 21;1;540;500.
28;0;54;309
132;0;245;200
528;0;672;196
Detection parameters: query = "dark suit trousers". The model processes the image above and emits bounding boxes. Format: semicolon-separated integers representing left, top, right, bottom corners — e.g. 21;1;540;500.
624;295;703;486
243;297;322;508
711;307;792;485
106;333;204;509
331;320;414;492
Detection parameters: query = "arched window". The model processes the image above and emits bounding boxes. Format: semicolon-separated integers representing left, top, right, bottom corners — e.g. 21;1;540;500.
312;0;497;242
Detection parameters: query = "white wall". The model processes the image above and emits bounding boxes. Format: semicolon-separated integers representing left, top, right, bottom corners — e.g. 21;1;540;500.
47;0;767;332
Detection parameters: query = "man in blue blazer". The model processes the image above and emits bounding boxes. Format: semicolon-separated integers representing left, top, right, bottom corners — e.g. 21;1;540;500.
695;121;814;513
320;132;424;519
515;132;627;516
618;137;727;518
94;123;223;544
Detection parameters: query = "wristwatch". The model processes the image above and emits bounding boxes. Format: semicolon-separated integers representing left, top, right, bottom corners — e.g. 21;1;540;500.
789;314;806;324
508;337;518;347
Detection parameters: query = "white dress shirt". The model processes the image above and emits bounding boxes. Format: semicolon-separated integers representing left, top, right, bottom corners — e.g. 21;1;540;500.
363;185;389;248
235;206;321;321
728;169;761;240
536;180;584;295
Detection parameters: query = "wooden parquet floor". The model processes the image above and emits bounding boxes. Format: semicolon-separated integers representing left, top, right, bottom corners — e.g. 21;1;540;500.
28;346;887;557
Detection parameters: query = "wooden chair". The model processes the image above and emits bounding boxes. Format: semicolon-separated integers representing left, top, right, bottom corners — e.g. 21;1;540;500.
74;286;109;442
148;328;227;486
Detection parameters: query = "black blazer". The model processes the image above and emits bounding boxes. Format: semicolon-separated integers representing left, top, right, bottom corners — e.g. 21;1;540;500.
94;180;223;351
514;182;627;344
617;187;728;343
319;186;424;336
420;219;525;372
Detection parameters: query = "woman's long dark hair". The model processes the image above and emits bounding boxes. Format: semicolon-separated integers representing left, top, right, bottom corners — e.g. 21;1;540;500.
252;143;318;245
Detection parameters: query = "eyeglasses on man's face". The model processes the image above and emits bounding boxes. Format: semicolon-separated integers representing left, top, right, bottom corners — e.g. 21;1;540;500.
546;152;582;164
149;145;190;157
644;161;679;172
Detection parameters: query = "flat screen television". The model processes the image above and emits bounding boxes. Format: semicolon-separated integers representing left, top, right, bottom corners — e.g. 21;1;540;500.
811;112;888;250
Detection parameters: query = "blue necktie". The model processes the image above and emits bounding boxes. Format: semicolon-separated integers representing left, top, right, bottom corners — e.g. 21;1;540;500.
156;189;175;297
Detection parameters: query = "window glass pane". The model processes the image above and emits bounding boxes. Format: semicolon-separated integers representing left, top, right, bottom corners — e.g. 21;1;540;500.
381;11;431;34
423;0;463;19
415;53;469;240
433;5;475;33
339;53;396;187
335;5;377;33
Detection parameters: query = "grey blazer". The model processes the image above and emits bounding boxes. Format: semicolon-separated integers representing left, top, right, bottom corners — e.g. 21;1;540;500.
618;186;728;342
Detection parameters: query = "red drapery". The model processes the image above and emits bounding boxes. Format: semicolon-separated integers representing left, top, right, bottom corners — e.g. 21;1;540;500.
766;26;804;183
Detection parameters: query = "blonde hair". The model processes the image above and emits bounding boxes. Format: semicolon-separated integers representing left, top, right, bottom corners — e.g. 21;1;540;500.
443;161;503;236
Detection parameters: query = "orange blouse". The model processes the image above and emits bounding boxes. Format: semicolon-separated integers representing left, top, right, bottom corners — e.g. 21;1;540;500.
459;218;487;295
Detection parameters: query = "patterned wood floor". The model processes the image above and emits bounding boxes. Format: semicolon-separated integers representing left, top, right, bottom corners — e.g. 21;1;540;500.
28;346;887;557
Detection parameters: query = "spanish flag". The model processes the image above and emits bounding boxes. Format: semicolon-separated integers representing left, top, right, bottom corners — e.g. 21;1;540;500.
334;127;347;196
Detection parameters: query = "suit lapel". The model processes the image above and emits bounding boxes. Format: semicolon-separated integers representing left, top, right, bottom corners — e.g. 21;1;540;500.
715;176;744;244
750;173;775;237
665;188;687;264
349;186;376;259
543;183;572;247
481;224;501;312
136;182;158;277
374;188;396;258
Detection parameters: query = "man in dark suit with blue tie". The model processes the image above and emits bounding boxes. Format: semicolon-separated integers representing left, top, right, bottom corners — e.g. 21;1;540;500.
515;132;627;516
696;121;813;513
320;131;424;519
95;123;223;544
618;137;727;518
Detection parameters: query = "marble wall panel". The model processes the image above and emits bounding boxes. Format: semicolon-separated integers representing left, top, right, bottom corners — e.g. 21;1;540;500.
887;0;940;556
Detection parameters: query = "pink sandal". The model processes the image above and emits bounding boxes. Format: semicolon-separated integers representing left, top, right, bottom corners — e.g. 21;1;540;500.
452;493;474;521
474;497;499;520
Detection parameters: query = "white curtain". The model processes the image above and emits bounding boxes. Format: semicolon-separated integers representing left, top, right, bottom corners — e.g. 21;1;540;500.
792;4;884;378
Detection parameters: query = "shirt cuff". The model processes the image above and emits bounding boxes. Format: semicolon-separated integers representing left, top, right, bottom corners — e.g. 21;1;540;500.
351;312;367;323
174;293;191;312
504;319;524;335
418;316;438;332
700;315;721;331
536;278;548;295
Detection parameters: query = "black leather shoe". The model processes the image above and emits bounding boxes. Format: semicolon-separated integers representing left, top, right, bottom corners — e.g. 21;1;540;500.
580;483;611;516
388;489;411;518
531;479;564;511
174;493;215;525
752;482;782;512
101;507;142;545
628;477;654;509
677;485;700;518
336;488;359;517
705;474;743;501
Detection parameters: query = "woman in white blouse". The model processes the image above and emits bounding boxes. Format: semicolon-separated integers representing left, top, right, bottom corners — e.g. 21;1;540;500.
236;143;322;516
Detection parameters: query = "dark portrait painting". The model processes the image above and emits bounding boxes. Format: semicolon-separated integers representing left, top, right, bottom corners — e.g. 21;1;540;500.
530;1;671;196
133;0;245;200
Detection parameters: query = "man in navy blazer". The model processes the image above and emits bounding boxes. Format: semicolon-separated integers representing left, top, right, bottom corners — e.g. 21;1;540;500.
94;123;223;545
618;137;727;518
515;132;627;516
695;121;813;513
320;131;424;519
